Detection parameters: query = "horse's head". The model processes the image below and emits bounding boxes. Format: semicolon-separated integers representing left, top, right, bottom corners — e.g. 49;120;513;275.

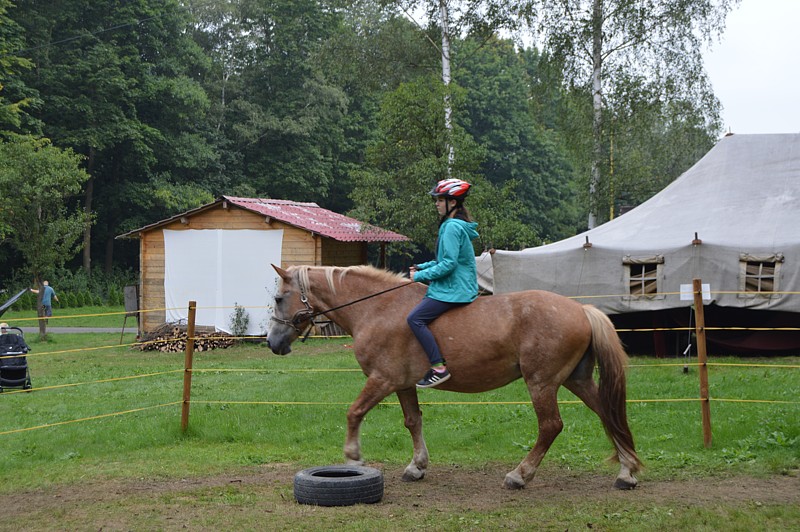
267;264;316;355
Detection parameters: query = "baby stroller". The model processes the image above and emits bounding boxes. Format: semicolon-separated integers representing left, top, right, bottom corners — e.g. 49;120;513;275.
0;326;32;392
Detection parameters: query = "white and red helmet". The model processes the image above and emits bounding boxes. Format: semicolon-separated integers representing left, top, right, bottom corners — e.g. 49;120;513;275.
429;178;471;198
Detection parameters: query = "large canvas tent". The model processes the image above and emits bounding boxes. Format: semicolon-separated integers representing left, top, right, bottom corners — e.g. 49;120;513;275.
492;133;800;354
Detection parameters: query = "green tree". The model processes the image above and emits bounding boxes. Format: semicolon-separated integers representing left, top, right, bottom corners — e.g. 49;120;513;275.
13;0;216;273
349;75;536;267
524;0;736;228
0;0;37;135
313;7;436;212
599;72;718;216
189;0;350;205
533;55;717;225
456;37;580;242
384;0;526;172
0;135;90;338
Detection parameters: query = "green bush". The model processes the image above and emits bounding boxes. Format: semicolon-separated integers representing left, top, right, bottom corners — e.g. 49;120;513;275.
110;289;123;306
11;290;36;311
3;266;136;310
228;303;250;340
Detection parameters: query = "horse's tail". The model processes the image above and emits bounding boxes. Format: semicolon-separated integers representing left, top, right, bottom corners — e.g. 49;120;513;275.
583;305;642;474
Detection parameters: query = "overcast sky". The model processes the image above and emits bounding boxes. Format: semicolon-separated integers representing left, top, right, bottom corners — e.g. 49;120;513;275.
703;0;800;136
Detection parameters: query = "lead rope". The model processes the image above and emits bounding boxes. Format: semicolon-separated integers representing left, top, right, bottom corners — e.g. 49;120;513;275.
286;275;419;343
289;259;491;342
303;281;416;322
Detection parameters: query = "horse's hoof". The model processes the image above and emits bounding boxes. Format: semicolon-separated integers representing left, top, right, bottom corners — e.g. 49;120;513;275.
613;477;638;490
401;466;425;482
503;473;525;490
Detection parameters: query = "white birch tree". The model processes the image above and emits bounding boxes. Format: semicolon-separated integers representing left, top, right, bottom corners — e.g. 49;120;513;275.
392;0;523;174
524;0;739;228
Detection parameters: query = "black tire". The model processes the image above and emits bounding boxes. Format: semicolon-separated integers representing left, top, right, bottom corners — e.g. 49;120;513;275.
293;465;384;506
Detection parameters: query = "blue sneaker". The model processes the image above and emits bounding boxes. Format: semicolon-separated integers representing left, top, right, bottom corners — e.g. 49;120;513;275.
416;368;451;388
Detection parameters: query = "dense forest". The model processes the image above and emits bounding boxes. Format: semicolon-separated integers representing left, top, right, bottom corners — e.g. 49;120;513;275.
0;0;736;292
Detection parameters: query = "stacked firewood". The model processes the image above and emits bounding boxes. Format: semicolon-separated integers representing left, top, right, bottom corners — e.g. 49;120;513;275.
136;323;236;352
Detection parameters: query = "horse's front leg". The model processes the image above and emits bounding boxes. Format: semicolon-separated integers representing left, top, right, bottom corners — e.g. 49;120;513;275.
396;387;428;481
343;376;393;465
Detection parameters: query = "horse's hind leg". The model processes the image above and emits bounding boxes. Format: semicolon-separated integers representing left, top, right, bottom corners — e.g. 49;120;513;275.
504;386;562;490
563;373;639;490
396;387;429;481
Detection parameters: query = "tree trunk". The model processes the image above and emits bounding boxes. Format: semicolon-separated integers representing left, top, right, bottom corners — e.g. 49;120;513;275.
588;0;604;230
217;70;230;132
439;0;455;174
82;147;96;275
33;277;47;340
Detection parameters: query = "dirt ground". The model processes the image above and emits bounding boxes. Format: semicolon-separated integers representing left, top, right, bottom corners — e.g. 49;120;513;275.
4;463;798;529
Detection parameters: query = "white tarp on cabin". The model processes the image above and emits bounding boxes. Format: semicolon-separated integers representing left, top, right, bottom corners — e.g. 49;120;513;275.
164;229;283;335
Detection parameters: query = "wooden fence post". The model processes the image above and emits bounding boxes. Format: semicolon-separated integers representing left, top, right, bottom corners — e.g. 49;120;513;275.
692;279;713;448
181;301;197;432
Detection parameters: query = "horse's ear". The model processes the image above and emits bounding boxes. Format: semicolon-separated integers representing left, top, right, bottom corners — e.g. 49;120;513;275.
272;264;292;282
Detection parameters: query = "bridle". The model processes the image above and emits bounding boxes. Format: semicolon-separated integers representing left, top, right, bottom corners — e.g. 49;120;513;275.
270;269;416;341
270;274;318;339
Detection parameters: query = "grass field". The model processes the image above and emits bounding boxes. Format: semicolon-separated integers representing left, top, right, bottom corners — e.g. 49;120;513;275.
0;330;797;530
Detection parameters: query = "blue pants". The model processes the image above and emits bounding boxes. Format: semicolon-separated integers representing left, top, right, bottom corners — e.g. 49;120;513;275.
407;297;465;366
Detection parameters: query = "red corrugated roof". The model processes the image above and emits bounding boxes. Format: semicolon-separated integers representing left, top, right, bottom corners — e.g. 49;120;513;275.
224;197;409;242
116;196;409;243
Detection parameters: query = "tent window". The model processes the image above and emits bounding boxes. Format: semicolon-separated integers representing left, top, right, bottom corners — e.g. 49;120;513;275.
744;261;775;292
738;253;783;298
628;263;659;295
623;256;663;298
739;253;784;298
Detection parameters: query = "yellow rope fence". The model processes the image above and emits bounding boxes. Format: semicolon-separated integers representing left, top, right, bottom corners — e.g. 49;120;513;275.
1;292;799;438
0;402;181;436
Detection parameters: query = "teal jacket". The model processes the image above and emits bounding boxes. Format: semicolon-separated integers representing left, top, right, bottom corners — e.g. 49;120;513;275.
414;218;480;303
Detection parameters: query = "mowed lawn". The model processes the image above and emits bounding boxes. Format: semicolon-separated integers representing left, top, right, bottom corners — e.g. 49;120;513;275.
0;331;797;530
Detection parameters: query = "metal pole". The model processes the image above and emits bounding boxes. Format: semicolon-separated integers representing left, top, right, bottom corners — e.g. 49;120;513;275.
692;279;712;448
180;301;197;432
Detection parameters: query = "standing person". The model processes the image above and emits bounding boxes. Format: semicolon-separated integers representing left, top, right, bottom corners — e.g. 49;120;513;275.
30;280;59;317
408;178;480;388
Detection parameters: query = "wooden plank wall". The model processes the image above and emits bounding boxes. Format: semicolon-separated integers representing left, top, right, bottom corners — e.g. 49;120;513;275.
322;239;366;266
138;204;367;333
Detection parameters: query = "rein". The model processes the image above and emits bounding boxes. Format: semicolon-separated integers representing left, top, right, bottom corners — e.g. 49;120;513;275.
271;273;416;341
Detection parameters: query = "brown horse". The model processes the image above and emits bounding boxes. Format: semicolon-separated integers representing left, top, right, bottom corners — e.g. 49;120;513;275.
267;264;642;490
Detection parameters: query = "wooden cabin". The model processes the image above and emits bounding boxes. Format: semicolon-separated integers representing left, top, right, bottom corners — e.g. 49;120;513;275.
117;196;409;336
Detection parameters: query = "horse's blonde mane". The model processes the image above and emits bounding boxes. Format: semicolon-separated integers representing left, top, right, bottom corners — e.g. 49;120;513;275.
293;264;408;295
344;265;407;284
